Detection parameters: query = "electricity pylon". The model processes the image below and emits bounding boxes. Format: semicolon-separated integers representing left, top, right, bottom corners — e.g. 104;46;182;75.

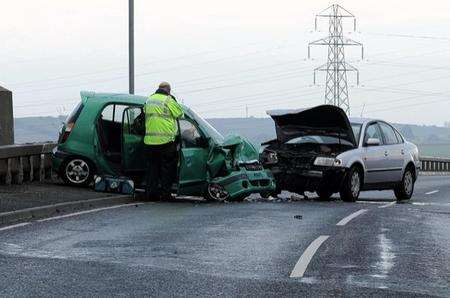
308;4;363;115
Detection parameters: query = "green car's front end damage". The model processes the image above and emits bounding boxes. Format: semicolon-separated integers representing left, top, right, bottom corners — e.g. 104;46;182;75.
207;135;276;200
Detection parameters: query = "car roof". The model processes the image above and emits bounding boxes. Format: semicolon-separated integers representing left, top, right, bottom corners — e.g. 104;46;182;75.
80;90;191;113
80;91;148;104
348;117;378;125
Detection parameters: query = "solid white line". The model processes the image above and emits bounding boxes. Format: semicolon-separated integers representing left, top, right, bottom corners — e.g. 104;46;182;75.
378;201;396;209
412;202;450;206
336;209;368;226
37;203;143;222
425;190;439;195
290;235;329;278
357;201;386;205
0;222;30;232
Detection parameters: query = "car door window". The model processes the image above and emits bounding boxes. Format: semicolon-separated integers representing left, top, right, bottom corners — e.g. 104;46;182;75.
379;122;399;145
364;123;382;145
179;119;202;148
394;129;404;143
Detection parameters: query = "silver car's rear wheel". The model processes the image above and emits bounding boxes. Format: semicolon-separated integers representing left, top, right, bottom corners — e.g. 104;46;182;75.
394;167;415;201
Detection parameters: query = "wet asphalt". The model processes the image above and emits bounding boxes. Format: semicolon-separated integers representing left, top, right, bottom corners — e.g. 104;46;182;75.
0;176;449;297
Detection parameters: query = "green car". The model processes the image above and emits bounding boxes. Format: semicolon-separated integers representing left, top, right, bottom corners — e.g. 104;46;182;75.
52;91;276;201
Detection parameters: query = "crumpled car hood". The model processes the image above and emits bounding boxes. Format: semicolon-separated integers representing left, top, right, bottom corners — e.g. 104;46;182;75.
221;134;259;163
207;134;259;177
267;105;357;147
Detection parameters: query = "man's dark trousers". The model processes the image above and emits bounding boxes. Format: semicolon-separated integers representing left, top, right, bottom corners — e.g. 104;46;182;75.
144;141;177;199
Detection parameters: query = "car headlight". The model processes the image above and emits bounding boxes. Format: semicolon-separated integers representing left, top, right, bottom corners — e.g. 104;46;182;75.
314;157;342;167
263;151;278;164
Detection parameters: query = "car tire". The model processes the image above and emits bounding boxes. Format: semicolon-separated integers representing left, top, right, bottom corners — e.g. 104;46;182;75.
205;183;229;202
61;157;94;187
316;189;334;201
340;166;362;202
394;167;415;201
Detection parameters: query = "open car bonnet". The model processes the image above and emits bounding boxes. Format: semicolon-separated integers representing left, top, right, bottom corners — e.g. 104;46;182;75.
267;105;357;146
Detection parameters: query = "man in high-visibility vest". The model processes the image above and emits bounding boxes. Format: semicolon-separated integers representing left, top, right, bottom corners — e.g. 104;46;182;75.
144;82;183;200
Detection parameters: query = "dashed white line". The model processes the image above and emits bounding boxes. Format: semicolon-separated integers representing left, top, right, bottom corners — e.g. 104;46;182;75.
336;209;368;226
37;203;143;222
425;190;439;195
378;201;396;209
290;235;330;278
0;222;30;232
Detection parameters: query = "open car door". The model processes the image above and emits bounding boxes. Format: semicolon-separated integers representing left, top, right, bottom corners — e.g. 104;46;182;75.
177;118;209;196
122;106;146;176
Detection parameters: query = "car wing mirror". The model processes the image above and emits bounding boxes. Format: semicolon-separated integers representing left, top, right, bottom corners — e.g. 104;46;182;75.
366;138;381;147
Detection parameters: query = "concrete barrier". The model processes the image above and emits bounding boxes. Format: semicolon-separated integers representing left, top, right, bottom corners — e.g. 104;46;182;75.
0;143;56;185
420;156;450;174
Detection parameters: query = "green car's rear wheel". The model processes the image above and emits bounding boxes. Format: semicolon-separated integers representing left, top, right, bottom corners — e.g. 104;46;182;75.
62;157;94;187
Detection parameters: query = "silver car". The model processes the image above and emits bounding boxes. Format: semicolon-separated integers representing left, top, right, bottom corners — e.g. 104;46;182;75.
260;105;420;202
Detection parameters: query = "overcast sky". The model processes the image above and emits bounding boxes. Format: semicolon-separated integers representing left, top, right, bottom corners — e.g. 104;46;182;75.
1;0;450;125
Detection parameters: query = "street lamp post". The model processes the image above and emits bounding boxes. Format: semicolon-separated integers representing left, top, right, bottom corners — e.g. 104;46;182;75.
129;0;135;94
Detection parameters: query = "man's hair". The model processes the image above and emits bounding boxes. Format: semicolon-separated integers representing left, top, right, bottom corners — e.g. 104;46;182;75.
159;81;171;93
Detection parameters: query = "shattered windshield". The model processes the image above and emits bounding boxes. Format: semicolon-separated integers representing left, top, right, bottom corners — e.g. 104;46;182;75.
351;123;362;143
188;108;224;143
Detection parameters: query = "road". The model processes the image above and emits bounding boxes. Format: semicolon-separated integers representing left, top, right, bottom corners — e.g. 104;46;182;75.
1;176;450;297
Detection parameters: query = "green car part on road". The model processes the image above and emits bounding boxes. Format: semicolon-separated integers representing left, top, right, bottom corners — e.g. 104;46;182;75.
52;91;276;201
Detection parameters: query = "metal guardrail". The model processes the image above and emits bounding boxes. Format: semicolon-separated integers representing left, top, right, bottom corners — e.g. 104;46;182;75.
420;156;450;173
0;143;448;185
0;143;56;185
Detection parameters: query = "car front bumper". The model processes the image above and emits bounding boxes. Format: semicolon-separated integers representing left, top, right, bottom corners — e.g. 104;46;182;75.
270;166;349;194
212;169;276;200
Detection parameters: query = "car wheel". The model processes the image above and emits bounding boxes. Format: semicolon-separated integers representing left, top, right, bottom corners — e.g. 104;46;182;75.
61;157;94;187
205;183;230;202
340;166;362;202
394;167;415;201
316;189;334;201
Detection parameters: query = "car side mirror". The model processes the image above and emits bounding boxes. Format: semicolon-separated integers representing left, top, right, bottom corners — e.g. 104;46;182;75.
365;138;381;147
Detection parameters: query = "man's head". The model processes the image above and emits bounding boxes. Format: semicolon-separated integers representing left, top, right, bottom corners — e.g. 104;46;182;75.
158;81;171;94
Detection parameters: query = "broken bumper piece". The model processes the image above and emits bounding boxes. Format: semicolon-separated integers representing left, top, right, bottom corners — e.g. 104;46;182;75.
212;169;276;199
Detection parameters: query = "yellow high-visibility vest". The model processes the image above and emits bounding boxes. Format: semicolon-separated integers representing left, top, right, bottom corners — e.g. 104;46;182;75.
144;93;183;145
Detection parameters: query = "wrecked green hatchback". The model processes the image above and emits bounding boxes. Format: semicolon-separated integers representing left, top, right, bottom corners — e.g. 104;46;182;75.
52;92;276;201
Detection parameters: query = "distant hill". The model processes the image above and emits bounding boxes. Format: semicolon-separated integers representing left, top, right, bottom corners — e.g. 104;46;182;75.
13;116;450;157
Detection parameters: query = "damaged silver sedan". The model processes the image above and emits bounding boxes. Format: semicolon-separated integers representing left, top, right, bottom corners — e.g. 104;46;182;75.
260;105;420;202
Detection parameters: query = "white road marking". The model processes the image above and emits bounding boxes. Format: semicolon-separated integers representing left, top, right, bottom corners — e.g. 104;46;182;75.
37;203;143;222
412;202;450;206
357;201;386;205
425;190;439;195
290;235;330;278
0;222;30;232
378;201;396;209
336;209;368;226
